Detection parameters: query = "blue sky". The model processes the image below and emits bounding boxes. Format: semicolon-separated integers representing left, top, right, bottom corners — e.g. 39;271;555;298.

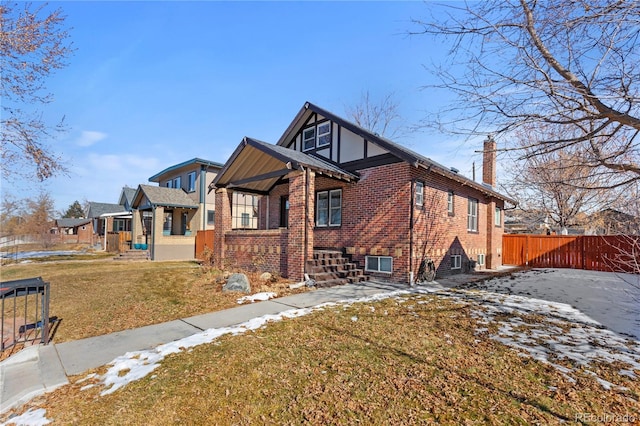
8;1;486;213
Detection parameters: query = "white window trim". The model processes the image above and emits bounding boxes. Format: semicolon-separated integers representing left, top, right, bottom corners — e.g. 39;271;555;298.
188;172;197;192
477;254;485;266
365;256;393;273
316;122;331;147
451;255;462;270
316;189;342;227
415;181;424;207
467;198;478;232
207;210;215;225
448;191;454;215
241;212;250;227
302;127;315;152
495;207;502;227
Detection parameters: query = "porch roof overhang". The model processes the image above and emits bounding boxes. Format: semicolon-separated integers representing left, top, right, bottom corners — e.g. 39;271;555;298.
132;184;199;211
210;137;358;194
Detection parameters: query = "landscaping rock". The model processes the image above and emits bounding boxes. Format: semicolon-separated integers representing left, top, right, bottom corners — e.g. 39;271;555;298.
259;272;272;282
223;273;251;293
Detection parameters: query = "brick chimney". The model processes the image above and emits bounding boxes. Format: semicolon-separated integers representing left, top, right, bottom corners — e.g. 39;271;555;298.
482;136;497;187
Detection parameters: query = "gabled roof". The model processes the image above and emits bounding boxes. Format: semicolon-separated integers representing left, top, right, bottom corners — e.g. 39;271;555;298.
86;202;124;218
278;102;515;204
119;187;137;207
211;137;359;194
55;218;92;228
132;184;199;210
148;158;224;183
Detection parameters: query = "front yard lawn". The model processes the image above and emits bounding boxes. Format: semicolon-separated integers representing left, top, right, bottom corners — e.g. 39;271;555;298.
3;290;639;425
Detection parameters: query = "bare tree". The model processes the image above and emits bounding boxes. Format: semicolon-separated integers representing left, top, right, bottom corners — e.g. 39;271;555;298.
20;192;56;247
413;186;448;282
502;124;616;231
413;0;640;190
345;91;407;139
1;2;73;182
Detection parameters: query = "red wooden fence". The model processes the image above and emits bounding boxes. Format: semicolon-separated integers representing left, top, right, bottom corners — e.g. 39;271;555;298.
502;234;639;273
195;230;215;260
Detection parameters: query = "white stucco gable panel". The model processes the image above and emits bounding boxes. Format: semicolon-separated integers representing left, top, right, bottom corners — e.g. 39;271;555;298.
340;127;364;162
367;141;388;157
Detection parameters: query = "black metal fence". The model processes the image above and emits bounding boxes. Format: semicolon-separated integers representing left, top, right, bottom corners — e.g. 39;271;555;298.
1;277;52;353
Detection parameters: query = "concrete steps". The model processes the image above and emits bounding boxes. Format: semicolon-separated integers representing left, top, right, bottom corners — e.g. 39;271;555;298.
113;250;149;261
306;250;369;288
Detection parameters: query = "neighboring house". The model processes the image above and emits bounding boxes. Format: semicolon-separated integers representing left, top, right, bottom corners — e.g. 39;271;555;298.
131;158;223;261
53;218;93;244
86;202;127;237
585;209;640;235
211;101;515;284
504;209;550;234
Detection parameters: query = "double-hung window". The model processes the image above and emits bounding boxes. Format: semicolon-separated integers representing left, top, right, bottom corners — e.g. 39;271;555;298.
173;176;181;190
316;189;341;227
467;198;478;232
415;181;424;207
447;191;454;215
241;213;250;228
317;122;331;147
187;172;197;192
303;127;316;151
302;122;331;150
495;207;502;227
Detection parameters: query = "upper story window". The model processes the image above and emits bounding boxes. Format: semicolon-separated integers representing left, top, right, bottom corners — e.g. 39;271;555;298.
467;198;478;232
188;172;197;192
448;191;455;216
316;189;341;227
317;122;331;147
166;181;172;188
303;127;316;151
302;121;332;151
495;206;502;227
415;181;424;206
173;176;181;190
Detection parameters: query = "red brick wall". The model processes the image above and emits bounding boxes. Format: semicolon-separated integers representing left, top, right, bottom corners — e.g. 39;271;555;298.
223;229;288;275
309;162;505;282
214;188;233;269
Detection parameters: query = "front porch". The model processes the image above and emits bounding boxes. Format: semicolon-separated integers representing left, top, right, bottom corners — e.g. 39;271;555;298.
212;137;360;282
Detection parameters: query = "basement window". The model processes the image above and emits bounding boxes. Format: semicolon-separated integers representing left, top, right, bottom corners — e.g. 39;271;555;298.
451;255;462;270
366;256;392;273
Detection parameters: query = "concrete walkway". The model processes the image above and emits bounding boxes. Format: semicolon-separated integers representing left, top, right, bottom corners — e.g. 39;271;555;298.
1;279;428;414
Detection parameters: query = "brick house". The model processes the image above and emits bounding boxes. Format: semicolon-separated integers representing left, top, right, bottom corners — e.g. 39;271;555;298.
131;158;223;260
212;102;514;284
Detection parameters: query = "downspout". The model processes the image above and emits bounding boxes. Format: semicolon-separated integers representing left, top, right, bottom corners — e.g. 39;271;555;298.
103;218;107;251
266;196;269;230
200;166;206;230
304;166;310;275
151;208;156;260
409;179;415;285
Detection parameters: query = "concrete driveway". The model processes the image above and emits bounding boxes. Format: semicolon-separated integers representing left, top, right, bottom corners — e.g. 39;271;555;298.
460;268;640;341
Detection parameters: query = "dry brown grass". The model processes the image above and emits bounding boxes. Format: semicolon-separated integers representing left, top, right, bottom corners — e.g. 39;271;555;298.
4;294;638;425
1;258;306;347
